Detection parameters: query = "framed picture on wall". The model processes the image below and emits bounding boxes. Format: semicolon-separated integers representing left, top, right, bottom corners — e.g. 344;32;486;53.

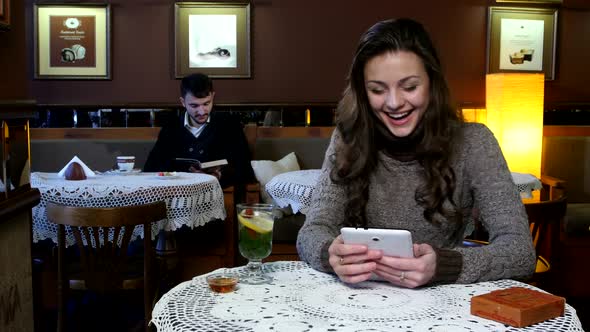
34;4;111;80
487;7;558;80
174;2;251;78
0;0;10;31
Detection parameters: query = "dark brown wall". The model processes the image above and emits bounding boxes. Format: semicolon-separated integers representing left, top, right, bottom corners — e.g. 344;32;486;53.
0;0;28;100
24;0;590;105
547;3;590;103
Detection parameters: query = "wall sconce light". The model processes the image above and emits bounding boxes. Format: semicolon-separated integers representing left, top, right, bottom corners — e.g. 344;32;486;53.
485;73;544;178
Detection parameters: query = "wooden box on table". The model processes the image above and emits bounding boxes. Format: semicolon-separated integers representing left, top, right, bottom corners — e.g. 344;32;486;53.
471;287;565;327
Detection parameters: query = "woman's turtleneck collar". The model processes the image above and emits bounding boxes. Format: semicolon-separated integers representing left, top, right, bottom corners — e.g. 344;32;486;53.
374;119;425;162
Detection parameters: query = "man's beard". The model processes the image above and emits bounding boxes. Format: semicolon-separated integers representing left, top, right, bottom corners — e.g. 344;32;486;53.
190;113;209;125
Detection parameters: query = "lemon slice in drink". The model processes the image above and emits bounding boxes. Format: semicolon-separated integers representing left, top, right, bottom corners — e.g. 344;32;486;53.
238;212;273;234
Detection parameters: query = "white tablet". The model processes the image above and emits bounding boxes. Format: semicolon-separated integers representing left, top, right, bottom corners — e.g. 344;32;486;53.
340;227;414;258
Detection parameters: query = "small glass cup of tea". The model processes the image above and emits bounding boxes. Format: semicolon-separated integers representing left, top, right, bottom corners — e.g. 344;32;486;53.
206;272;239;293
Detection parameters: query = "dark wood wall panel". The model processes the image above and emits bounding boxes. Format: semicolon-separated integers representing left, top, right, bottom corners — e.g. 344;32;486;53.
15;0;590;106
0;0;28;100
546;7;590;102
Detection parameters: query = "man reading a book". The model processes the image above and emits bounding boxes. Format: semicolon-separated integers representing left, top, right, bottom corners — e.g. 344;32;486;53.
144;73;255;201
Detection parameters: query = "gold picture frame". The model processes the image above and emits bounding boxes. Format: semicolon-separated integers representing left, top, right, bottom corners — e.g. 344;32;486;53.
174;2;251;78
487;6;558;80
0;0;10;31
495;0;562;4
34;3;111;80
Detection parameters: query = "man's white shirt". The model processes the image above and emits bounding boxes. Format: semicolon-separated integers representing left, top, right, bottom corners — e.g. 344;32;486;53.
184;112;209;138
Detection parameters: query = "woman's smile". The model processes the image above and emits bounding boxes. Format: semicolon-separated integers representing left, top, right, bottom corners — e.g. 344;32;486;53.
383;109;415;121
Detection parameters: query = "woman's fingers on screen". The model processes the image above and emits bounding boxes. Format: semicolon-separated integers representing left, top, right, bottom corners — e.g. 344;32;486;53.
329;235;378;281
332;244;369;257
373;263;424;289
340;253;380;265
338;272;373;284
329;236;368;257
373;245;437;287
371;258;423;288
374;261;401;276
366;249;383;260
336;261;376;283
328;251;371;269
372;270;418;289
376;255;414;271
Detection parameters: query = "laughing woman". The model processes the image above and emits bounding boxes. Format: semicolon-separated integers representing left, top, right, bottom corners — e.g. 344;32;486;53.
296;18;535;287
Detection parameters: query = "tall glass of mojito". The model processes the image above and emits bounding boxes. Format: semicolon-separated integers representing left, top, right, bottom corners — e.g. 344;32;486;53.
237;203;275;284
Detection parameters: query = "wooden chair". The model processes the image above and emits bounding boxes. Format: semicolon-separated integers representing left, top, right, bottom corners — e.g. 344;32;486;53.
539;174;566;202
463;196;567;287
46;201;167;332
463;175;567;290
525;175;567;288
524;195;567;289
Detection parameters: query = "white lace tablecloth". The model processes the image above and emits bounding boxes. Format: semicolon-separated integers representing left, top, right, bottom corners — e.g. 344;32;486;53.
266;170;543;214
31;172;226;246
151;261;583;332
265;169;320;214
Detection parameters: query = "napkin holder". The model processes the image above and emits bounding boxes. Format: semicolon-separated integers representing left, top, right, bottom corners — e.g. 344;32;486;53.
64;162;87;181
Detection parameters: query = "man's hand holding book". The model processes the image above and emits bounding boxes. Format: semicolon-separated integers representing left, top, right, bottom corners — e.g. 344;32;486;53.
175;158;228;181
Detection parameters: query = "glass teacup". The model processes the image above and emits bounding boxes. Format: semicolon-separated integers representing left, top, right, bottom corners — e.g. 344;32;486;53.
237;203;275;284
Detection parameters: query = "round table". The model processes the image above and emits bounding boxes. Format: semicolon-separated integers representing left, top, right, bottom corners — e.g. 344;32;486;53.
511;172;543;198
31;171;226;246
265;169;320;214
266;170;543;214
151;261;583;331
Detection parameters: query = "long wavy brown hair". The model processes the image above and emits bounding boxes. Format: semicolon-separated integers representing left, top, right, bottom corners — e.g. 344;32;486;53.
331;18;464;228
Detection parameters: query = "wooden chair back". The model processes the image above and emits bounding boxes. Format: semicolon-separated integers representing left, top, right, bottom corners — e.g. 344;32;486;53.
524;196;567;268
463;195;567;289
46;201;167;332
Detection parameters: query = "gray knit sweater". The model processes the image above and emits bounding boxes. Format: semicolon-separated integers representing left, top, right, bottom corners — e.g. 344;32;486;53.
296;123;536;284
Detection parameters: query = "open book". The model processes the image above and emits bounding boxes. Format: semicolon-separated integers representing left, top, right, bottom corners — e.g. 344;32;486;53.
174;158;228;171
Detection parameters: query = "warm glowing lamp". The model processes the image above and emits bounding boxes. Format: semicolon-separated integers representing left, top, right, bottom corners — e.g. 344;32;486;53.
462;108;487;124
485;73;544;178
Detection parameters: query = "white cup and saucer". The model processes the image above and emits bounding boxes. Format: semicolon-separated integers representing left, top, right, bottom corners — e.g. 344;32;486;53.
116;156;136;172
